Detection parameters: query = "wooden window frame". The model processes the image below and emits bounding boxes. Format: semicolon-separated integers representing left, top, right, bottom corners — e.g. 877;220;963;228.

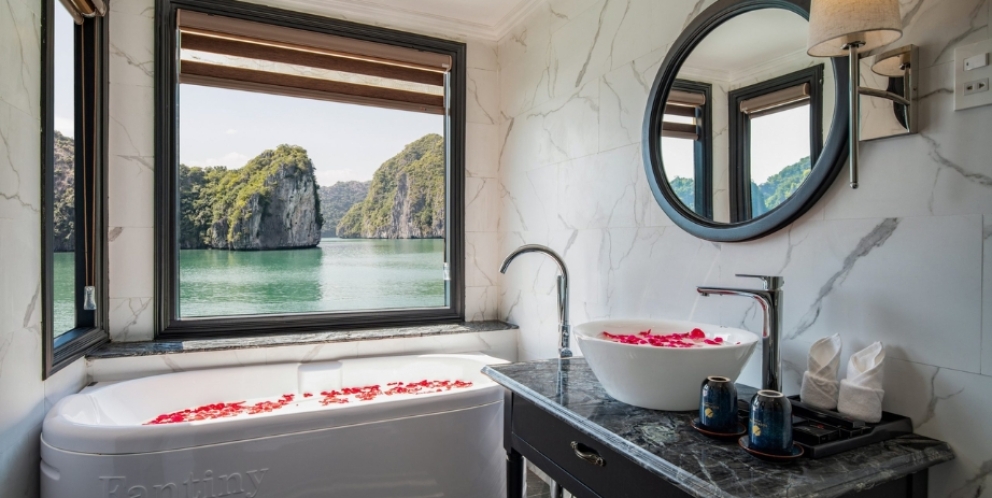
727;65;824;222
42;0;110;378
154;0;467;339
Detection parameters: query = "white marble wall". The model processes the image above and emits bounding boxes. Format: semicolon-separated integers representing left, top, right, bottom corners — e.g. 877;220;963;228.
496;0;992;495
0;0;90;495
105;0;502;340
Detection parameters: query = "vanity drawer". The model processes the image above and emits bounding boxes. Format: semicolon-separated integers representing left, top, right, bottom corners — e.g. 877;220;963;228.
512;396;685;498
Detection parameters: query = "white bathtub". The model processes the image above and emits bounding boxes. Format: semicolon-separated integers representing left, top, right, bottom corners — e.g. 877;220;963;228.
41;354;508;498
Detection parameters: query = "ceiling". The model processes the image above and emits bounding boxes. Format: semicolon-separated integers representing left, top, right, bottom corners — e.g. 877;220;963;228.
274;0;541;41
681;9;810;81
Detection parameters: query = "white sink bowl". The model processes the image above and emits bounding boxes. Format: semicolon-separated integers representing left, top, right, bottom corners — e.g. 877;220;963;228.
574;319;759;411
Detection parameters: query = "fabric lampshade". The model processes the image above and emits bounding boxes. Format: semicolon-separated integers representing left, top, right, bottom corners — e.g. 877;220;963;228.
807;0;903;57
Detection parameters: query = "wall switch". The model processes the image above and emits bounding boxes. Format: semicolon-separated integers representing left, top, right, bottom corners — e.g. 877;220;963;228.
955;39;992;111
964;53;989;71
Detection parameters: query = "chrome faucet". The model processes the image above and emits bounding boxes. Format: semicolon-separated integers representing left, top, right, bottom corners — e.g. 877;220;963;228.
499;245;572;359
697;274;784;392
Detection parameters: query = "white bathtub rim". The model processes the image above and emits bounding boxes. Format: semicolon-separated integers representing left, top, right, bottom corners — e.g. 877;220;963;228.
43;353;508;455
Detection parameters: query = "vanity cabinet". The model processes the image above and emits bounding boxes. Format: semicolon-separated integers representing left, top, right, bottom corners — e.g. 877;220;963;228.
487;359;952;498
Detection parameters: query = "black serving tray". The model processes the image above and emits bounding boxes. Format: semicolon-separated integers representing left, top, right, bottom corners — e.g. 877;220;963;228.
735;385;914;459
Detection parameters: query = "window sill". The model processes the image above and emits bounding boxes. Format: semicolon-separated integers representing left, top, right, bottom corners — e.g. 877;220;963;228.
86;321;517;359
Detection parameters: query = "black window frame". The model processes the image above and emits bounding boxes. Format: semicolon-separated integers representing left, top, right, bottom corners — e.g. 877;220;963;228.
154;0;467;339
666;79;713;218
728;64;824;222
42;0;110;378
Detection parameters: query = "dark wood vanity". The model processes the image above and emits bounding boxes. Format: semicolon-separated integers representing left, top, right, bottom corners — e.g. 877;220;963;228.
485;359;953;498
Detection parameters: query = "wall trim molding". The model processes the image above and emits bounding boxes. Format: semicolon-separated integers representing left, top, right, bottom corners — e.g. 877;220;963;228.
257;0;545;42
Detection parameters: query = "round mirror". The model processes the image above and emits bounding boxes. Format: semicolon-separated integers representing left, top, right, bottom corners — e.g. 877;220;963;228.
643;0;849;242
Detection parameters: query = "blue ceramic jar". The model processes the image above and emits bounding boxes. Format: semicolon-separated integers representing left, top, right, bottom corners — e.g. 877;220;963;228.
749;390;793;454
699;376;738;432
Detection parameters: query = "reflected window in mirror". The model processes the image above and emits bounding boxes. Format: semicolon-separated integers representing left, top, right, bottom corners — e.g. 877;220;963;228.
728;65;824;222
661;81;712;218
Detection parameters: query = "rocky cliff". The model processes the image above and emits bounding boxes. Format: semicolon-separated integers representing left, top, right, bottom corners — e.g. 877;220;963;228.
53;131;75;252
179;145;322;250
337;134;445;239
318;180;370;237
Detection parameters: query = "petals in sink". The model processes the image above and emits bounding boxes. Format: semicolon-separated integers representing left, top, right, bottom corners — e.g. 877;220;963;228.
601;329;727;348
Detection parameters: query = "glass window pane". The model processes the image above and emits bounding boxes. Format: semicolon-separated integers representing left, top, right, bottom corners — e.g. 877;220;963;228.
662;136;698;212
53;4;77;336
177;84;447;318
749;104;812;217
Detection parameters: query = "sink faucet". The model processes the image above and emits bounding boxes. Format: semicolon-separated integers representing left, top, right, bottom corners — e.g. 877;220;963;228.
500;244;572;359
697;274;784;392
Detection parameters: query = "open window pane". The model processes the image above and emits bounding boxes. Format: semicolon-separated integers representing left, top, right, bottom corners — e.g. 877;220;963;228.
661;135;698;211
748;104;812;217
52;4;77;336
177;84;447;318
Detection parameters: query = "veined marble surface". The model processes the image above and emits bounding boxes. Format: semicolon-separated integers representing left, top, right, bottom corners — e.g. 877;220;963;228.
496;0;992;495
486;358;954;498
89;321;516;358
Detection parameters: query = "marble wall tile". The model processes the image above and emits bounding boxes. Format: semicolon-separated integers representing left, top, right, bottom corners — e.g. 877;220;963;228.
0;2;89;493
468;68;499;125
108;226;154;301
466;231;499;287
598;48;665;152
466;123;499;178
0;0;41;120
884;358;992;498
983;217;991;376
497;1;992;493
466;286;499;321
466;176;499;232
108;7;155;88
897;0;988;69
108;297;154;343
501;81;600;171
0;100;41;220
558;143;672;230
467;39;498;72
499;163;561;233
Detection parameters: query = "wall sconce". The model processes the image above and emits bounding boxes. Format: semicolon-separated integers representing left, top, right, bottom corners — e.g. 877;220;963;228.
807;0;916;189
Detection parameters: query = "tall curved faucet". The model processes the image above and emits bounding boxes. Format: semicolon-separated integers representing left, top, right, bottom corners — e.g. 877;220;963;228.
499;244;572;359
698;274;784;392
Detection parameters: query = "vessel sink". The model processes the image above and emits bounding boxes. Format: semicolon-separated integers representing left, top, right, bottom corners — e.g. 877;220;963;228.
574;319;758;411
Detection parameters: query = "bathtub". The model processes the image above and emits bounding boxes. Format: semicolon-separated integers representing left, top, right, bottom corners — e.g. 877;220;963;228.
41;354;508;498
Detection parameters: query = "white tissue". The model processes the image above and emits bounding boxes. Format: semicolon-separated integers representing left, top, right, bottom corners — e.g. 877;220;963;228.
800;334;842;410
837;342;885;423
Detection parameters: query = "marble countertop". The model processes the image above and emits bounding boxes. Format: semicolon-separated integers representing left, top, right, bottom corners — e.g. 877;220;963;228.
483;358;954;498
89;321;516;358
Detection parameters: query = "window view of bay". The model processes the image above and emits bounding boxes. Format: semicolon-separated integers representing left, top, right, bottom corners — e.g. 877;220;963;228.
177;84;447;318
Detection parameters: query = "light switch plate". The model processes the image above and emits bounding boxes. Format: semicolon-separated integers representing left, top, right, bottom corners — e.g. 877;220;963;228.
955;39;992;111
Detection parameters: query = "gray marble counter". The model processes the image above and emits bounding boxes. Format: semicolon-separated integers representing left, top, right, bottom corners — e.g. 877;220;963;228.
484;358;954;498
89;321;516;358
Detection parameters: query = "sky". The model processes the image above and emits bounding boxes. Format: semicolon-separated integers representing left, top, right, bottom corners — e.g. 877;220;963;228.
178;85;444;187
54;5;75;136
663;103;811;185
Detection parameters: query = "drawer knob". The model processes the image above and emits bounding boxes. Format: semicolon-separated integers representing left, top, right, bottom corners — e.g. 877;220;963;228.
570;441;605;467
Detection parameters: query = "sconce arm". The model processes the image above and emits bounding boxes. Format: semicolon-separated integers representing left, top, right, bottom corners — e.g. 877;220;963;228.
858;87;912;106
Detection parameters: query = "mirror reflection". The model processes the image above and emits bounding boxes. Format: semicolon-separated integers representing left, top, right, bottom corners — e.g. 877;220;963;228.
661;8;835;223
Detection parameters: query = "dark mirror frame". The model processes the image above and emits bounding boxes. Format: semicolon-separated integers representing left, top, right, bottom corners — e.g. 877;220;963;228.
642;0;850;242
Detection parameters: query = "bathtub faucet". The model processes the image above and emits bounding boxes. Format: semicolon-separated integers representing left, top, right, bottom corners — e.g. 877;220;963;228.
500;245;572;359
697;274;784;392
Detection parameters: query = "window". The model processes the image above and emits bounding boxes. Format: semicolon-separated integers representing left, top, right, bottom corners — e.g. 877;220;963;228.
728;65;824;222
156;0;466;337
43;0;108;377
661;80;712;217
